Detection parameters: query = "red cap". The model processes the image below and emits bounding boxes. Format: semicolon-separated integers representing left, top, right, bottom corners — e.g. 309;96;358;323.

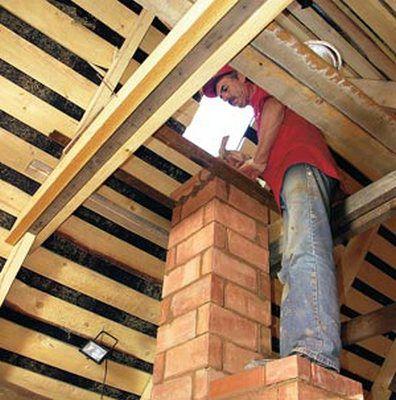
202;65;234;98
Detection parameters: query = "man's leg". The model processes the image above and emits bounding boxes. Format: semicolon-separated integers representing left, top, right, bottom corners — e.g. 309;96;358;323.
278;164;341;372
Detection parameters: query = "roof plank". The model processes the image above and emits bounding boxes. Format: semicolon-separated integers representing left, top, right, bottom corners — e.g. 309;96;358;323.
0;0;115;68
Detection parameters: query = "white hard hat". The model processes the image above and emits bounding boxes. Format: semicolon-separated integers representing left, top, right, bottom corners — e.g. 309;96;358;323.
304;40;343;70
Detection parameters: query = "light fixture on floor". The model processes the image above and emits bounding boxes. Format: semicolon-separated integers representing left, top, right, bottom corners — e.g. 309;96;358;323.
80;330;118;364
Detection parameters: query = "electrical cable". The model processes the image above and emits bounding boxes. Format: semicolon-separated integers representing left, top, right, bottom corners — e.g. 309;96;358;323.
100;358;108;399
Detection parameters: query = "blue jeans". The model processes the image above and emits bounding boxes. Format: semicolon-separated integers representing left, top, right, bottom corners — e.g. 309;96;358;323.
278;164;341;372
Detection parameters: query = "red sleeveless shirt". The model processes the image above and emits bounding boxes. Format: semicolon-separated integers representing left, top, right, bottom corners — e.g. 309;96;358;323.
250;87;341;208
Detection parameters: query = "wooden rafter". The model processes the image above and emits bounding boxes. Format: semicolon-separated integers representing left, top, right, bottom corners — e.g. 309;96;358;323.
252;22;396;154
349;79;396;110
6;0;293;250
367;340;396;400
341;303;396;345
337;227;378;305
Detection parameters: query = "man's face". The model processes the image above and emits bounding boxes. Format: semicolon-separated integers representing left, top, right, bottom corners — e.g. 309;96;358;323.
215;74;250;108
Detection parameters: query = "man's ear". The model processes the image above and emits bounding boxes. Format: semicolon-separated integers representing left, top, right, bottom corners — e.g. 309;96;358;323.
236;72;246;83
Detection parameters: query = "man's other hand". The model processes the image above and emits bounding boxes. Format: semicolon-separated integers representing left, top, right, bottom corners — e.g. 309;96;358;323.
239;159;267;180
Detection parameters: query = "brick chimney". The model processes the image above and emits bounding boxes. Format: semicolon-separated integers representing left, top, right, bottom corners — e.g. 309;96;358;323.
151;170;364;400
151;171;271;399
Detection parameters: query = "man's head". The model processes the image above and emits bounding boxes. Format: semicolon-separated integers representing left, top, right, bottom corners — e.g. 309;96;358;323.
202;65;254;108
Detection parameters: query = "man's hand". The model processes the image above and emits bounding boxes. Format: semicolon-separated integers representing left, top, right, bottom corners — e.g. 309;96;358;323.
239;159;267;180
221;150;250;168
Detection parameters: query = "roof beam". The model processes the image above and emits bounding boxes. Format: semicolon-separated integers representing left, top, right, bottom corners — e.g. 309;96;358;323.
341;303;396;345
349;79;396;110
252;22;396;153
6;0;293;249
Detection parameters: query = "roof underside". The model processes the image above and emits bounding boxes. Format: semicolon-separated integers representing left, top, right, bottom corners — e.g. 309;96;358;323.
0;0;395;399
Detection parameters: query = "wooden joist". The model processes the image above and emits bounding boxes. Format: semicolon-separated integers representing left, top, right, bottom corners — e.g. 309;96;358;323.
341;303;396;345
6;0;293;250
252;22;396;154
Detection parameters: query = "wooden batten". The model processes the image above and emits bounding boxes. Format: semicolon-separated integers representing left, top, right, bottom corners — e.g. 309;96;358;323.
0;319;150;394
0;362;114;400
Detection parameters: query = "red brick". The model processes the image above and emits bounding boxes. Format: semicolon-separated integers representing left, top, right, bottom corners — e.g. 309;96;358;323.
278;381;299;400
157;310;197;352
168;207;204;248
297;381;348;400
259;326;272;355
228;186;269;223
163;256;200;297
265;355;311;386
197;303;258;350
182;177;228;219
228;230;269;271
171;204;182;227
209;367;266;399
153;352;165;385
165;247;177;273
204;199;256;240
171;275;224;318
194;368;225;400
152;375;192;400
225;282;271;325
202;248;257;291
256;222;269;249
223;342;261;374
311;363;363;398
159;296;173;325
164;334;222;379
177;222;227;265
259;271;271;301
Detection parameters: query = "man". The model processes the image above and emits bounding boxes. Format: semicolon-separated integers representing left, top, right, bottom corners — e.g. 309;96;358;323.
202;65;342;372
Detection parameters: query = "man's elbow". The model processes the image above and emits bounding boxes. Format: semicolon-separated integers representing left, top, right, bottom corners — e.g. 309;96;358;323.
265;97;285;119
